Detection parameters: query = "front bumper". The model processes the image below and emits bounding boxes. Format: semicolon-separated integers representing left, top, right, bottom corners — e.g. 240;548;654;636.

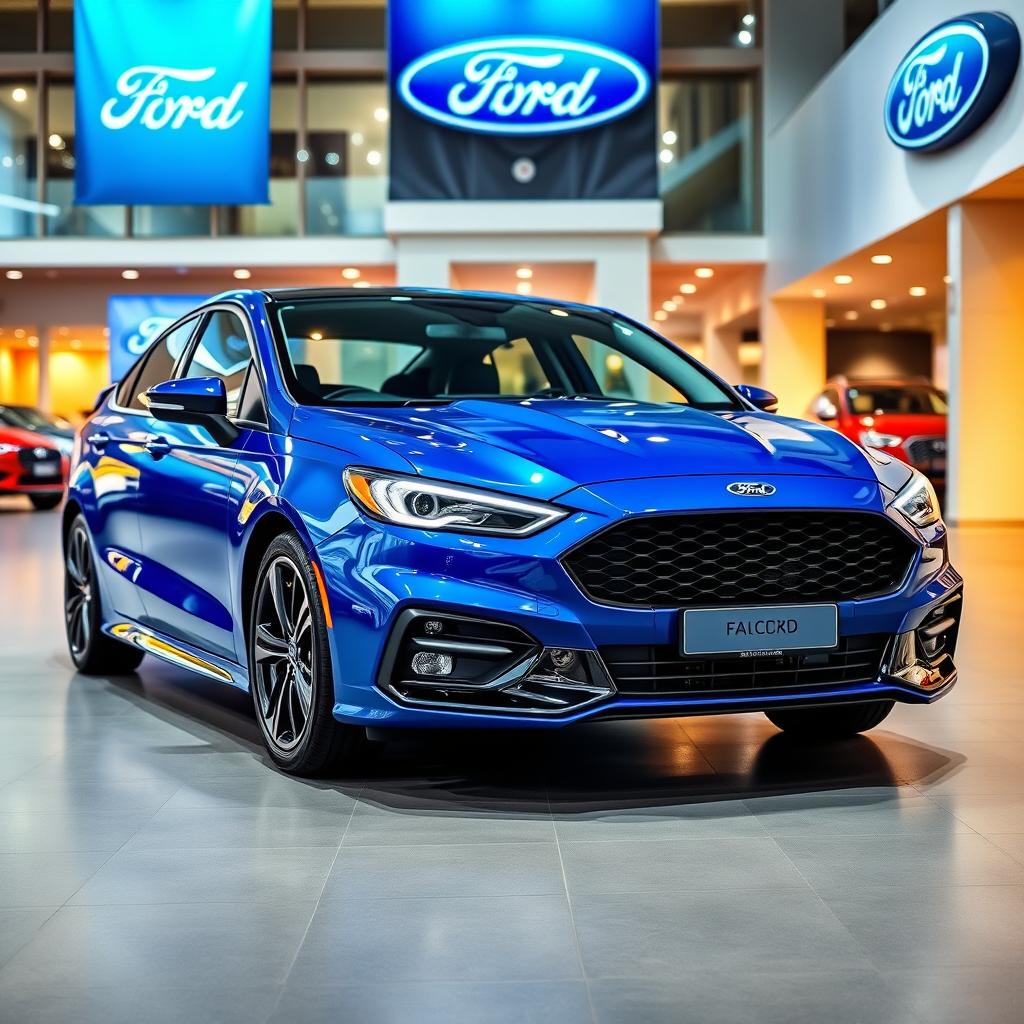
314;474;962;729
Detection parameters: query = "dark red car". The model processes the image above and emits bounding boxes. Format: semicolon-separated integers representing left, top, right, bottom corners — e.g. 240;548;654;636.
0;424;68;510
808;377;947;493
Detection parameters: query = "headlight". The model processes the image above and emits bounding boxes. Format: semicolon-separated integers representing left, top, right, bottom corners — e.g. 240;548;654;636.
343;468;567;536
0;443;21;456
891;469;941;529
860;429;902;449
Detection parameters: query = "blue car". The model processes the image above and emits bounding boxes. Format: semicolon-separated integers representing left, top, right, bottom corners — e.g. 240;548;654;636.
64;288;963;774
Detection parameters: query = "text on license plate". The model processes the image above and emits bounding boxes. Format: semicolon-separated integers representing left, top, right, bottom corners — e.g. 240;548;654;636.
31;463;59;477
682;604;838;656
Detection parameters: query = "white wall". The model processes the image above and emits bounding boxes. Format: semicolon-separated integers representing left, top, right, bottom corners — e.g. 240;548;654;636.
766;0;1024;292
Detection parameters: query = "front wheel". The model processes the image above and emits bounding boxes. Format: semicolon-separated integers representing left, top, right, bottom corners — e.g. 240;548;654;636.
248;534;364;776
765;700;894;739
30;493;62;511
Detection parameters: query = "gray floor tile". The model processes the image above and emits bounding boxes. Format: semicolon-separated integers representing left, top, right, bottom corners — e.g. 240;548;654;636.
573;890;873;977
323;842;565;899
287;896;582;984
775;831;1024;892
68;845;338;905
882;966;1024;1024
986;833;1024;865
0;908;57;969
268;980;593;1024
928;793;1024;834
0;777;179;816
560;836;809;895
161;773;360;812
824;886;1024;969
0;811;150;853
0;851;111;907
551;798;768;842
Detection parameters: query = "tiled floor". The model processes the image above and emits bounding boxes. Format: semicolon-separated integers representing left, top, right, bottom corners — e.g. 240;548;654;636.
1;500;1023;1024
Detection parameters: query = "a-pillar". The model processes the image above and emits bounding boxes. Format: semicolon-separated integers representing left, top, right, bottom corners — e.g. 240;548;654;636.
759;297;825;416
946;201;1024;523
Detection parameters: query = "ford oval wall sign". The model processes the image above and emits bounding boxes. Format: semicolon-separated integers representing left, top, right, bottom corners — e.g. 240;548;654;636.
885;12;1020;153
396;36;651;135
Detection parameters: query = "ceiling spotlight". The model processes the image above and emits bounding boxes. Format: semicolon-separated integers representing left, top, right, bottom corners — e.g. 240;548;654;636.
662;300;677;312
695;267;714;279
5;269;23;280
653;310;668;322
373;107;389;122
28;336;38;348
48;133;64;150
870;298;887;310
742;13;756;26
350;131;364;146
309;331;323;341
341;267;360;280
232;268;251;280
515;266;533;280
811;288;826;298
943;274;952;284
834;274;853;285
14;328;25;338
121;269;139;280
844;310;859;320
515;281;532;294
366;150;382;167
662;130;677;145
870;254;893;265
352;280;371;288
909;285;927;296
659;148;674;164
737;28;753;46
11;87;28;103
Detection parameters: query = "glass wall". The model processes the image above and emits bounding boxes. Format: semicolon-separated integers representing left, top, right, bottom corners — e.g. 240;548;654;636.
661;1;759;48
0;80;37;237
659;75;758;233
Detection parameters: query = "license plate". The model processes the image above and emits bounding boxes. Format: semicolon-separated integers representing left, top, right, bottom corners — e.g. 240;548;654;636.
31;463;59;477
682;604;838;656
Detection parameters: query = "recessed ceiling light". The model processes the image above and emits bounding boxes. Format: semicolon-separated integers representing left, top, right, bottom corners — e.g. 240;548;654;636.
121;269;139;280
27;336;38;348
653;310;668;322
870;254;893;265
350;131;364;146
5;269;23;280
673;294;686;305
870;298;887;310
14;328;25;338
661;130;677;145
833;274;853;285
909;285;927;296
662;300;677;312
352;280;371;288
515;266;533;280
680;283;697;294
737;28;753;46
515;281;532;294
659;148;673;164
11;87;27;103
742;13;756;26
695;267;714;279
309;331;323;341
943;274;952;284
341;267;360;280
48;133;64;150
373;107;389;122
844;310;859;320
366;150;382;167
232;268;251;280
811;288;825;298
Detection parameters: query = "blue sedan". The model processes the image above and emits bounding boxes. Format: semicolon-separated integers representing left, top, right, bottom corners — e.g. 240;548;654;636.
64;288;963;774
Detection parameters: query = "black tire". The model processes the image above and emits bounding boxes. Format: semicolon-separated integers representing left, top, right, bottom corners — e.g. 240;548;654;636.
765;700;894;738
64;515;145;674
247;533;364;776
30;493;62;511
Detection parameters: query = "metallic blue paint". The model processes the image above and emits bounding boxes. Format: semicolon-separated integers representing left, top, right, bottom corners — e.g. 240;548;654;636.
69;288;962;733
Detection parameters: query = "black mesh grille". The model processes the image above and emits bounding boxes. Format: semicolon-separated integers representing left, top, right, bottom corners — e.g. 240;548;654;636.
906;437;946;466
602;634;888;695
563;511;918;607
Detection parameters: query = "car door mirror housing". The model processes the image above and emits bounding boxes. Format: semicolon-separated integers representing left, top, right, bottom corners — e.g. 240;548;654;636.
144;377;238;445
734;383;779;414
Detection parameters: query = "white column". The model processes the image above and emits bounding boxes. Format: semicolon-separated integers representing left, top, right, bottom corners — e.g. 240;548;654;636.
36;330;50;413
702;322;742;384
394;237;450;288
591;237;650;324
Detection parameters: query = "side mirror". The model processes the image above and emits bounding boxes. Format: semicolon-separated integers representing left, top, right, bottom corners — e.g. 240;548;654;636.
735;383;779;414
812;396;838;421
144;376;238;445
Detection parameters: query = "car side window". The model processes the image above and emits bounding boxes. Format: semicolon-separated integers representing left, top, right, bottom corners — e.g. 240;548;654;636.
180;311;253;419
118;317;200;412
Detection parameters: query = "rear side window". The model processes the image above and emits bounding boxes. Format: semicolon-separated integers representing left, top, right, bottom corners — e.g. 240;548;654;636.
117;317;199;412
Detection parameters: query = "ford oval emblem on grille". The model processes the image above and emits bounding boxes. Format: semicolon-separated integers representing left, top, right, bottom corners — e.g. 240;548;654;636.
727;482;776;497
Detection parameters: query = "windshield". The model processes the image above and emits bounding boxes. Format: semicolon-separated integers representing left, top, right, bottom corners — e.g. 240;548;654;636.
270;296;740;410
846;385;948;416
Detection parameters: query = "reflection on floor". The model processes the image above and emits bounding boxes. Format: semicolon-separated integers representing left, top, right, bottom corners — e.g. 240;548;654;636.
1;500;1023;1023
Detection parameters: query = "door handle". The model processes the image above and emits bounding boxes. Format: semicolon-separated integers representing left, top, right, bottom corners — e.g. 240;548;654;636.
90;431;110;451
145;437;171;459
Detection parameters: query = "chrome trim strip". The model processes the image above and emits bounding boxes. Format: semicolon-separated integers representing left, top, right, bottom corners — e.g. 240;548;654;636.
110;623;234;682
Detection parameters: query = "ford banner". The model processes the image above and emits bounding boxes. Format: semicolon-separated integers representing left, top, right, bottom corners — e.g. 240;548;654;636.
108;295;207;382
74;0;271;204
389;0;658;200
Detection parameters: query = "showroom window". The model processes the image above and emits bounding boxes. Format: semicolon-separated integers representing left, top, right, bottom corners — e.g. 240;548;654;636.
0;80;37;238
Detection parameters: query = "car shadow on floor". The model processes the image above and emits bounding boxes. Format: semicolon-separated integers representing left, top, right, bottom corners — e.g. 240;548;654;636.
75;660;965;818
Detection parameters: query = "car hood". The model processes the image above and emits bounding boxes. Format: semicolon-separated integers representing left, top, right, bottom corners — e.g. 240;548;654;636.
292;398;879;500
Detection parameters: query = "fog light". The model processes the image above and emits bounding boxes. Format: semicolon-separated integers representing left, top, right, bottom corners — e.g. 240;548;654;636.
423;619;443;635
549;648;577;671
411;651;453;677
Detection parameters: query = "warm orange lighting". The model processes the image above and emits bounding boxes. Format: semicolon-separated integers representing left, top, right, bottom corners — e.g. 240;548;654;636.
870;299;887;310
834;274;853;285
341;267;360;280
694;267;714;279
909;286;927;297
680;283;697;295
870;254;893;265
515;266;533;280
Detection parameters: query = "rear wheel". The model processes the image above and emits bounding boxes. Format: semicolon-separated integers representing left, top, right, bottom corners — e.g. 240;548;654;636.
765;700;894;738
64;515;145;674
248;534;364;776
30;493;62;511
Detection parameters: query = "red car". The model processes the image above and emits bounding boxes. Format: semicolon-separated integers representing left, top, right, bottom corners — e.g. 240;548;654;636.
808;377;947;493
0;424;68;511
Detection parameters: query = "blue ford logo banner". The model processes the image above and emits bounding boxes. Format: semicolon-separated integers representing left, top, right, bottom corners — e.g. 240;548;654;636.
885;12;1020;153
74;0;271;204
389;0;658;201
397;37;650;135
108;295;206;382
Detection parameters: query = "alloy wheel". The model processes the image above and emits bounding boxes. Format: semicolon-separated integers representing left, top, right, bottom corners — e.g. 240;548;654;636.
253;556;315;752
65;524;93;658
